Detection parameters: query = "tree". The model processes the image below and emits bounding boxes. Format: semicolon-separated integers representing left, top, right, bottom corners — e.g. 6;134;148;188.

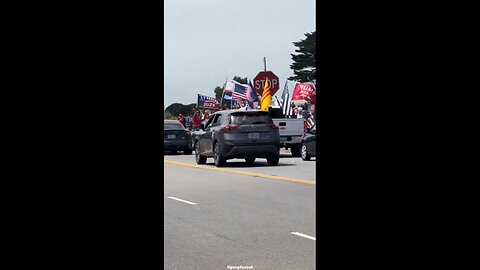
288;31;316;82
165;103;196;117
214;86;223;100
232;76;248;84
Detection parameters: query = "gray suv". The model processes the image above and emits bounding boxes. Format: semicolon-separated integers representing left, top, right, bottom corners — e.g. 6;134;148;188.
194;109;281;167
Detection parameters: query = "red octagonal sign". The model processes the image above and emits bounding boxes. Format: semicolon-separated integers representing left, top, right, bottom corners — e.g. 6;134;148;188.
253;71;280;96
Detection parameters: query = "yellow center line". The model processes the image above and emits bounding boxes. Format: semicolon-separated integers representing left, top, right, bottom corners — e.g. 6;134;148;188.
164;159;315;185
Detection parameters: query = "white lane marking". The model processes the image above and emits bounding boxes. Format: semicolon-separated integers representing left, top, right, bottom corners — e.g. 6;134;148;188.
167;196;197;205
291;232;316;241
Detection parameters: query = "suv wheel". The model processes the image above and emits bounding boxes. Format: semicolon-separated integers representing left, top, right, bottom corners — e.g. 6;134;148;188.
195;141;206;164
266;154;279;166
213;142;226;167
245;158;255;166
290;145;301;157
301;143;311;161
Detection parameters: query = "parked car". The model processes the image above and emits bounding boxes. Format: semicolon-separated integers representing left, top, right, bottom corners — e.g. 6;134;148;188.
193;109;281;167
301;124;316;161
164;120;193;154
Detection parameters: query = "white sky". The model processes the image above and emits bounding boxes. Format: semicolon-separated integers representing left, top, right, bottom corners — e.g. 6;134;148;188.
164;0;315;106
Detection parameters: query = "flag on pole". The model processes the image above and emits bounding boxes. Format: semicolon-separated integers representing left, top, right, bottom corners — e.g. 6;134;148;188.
220;78;228;105
221;80;234;109
223;79;247;106
305;97;315;128
260;78;271;111
306;117;315;129
309;81;316;110
222;80;235;100
197;94;221;111
246;80;258;109
222;89;233;100
232;81;247;101
280;81;292;117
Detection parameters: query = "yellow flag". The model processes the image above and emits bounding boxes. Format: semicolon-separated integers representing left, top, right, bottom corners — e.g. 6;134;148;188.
260;78;271;111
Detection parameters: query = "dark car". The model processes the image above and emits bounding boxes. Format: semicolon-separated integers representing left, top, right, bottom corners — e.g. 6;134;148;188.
164;120;193;154
193;109;281;167
301;124;316;161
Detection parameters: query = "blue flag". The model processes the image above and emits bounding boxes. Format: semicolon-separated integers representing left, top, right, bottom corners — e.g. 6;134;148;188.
246;80;258;108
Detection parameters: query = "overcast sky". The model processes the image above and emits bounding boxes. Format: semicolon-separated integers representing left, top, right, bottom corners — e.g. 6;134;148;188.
164;0;315;107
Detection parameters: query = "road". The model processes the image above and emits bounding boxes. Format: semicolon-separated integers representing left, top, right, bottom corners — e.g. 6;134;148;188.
164;149;316;270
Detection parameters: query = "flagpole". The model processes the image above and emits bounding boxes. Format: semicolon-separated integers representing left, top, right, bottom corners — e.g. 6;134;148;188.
275;96;281;106
281;80;289;118
220;77;227;109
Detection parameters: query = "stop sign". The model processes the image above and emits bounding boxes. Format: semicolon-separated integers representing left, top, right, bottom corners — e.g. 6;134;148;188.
253;71;280;96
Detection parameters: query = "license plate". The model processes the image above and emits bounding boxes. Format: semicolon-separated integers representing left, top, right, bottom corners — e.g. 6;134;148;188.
167;134;176;139
248;132;259;139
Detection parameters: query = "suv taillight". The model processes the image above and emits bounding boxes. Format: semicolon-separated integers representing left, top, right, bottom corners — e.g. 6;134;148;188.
270;124;279;129
222;124;239;131
185;130;191;136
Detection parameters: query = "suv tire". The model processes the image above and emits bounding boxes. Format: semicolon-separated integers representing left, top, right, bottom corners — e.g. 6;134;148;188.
245;158;255;166
195;141;206;164
266;154;280;166
213;142;226;167
290;145;301;157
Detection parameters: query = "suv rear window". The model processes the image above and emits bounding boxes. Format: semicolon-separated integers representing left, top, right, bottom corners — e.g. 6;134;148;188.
164;123;184;129
229;112;273;125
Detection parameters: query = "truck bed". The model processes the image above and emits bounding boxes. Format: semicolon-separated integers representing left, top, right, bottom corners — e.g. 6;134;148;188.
272;118;304;144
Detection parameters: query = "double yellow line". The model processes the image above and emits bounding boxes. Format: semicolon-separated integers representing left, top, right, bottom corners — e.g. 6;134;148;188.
164;160;315;185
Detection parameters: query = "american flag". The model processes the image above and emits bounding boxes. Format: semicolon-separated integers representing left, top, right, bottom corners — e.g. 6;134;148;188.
306;116;315;129
305;98;315;129
232;81;247;101
224;80;246;101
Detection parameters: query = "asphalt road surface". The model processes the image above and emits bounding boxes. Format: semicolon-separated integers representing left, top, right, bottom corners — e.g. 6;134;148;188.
164;149;316;270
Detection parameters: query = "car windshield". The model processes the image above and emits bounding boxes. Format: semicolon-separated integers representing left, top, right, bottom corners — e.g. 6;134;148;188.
229;112;273;125
164;123;184;130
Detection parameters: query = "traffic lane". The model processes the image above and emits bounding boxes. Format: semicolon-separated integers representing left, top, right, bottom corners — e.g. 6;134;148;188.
164;164;316;269
164;162;315;270
164;162;315;237
164;149;316;182
165;215;315;270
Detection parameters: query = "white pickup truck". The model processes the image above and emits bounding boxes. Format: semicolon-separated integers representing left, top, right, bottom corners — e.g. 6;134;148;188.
269;107;305;157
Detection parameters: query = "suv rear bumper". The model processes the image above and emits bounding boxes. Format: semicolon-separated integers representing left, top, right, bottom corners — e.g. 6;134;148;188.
164;141;192;151
221;142;279;159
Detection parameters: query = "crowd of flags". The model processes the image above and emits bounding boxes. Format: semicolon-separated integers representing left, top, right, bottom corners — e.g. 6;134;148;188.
199;77;316;129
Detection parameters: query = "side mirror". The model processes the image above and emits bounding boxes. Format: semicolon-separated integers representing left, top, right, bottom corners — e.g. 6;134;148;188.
199;123;205;130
